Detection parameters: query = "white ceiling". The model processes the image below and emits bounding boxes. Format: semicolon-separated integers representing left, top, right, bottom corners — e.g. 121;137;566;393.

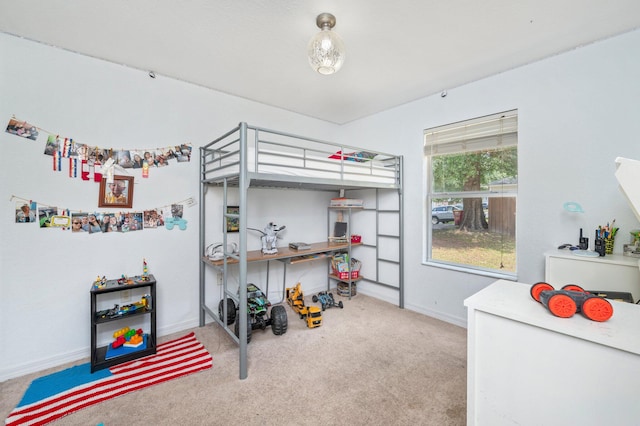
2;1;639;124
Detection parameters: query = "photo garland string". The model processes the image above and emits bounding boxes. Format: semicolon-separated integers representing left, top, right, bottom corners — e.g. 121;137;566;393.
5;116;193;181
10;194;195;233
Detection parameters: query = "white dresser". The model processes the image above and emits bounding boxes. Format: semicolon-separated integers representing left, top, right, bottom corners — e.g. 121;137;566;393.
465;279;640;425
545;249;640;303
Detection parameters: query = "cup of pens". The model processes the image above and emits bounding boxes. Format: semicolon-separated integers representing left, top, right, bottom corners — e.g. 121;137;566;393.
605;238;615;255
598;220;618;255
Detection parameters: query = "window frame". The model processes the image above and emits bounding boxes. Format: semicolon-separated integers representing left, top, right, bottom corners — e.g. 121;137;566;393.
423;110;518;279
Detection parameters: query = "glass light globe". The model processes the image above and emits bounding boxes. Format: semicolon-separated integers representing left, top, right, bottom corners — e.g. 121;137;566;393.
308;27;345;75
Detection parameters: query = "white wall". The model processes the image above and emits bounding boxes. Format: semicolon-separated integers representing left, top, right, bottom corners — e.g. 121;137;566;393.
3;28;640;381
340;29;640;325
0;33;338;381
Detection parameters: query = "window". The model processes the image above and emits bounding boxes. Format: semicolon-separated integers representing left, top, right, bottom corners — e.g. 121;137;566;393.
424;110;517;277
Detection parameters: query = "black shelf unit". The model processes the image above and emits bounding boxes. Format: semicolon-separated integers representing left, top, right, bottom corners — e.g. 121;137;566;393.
90;275;157;373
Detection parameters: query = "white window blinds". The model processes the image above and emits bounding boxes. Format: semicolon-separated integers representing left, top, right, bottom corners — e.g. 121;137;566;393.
424;110;518;156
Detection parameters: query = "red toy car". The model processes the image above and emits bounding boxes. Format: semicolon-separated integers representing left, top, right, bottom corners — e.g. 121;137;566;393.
530;282;613;322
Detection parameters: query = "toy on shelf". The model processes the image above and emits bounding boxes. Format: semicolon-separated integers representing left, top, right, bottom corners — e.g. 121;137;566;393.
112;336;126;349
111;327;144;349
113;327;131;338
95;296;150;320
124;331;144;348
111;327;131;349
286;282;322;328
249;222;286;255
96;304;120;319
139;258;150;281
530;282;613;322
142;293;152;309
117;274;133;285
117;299;147;316
93;276;107;289
92;273;156;292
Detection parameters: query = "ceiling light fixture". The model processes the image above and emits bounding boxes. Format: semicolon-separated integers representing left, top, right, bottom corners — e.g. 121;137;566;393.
308;13;345;75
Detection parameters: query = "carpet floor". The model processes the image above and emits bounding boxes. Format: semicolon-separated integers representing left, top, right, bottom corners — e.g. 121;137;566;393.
2;293;467;425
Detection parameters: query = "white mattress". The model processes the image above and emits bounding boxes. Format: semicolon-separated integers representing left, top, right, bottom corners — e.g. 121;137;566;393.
208;146;398;185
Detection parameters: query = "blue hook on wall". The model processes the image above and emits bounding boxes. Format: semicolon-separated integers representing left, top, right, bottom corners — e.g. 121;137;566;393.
563;201;584;213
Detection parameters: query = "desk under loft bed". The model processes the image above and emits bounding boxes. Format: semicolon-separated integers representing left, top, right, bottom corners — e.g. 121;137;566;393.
198;122;403;379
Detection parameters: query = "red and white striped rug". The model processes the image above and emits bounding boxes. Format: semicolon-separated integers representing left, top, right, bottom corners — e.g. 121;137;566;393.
6;332;212;426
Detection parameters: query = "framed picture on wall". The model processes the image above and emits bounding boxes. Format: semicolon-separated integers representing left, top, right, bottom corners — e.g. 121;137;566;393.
98;175;134;208
226;206;239;232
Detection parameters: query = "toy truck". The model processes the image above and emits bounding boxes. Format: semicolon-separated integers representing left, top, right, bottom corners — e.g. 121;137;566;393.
312;291;343;310
530;282;613;322
286;282;322;328
218;283;288;343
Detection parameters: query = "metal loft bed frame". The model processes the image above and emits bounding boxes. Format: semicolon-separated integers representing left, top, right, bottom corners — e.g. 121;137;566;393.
199;122;403;379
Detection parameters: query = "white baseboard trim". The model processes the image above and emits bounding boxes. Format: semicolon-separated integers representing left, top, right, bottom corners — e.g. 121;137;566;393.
403;302;468;329
0;347;88;383
355;287;467;329
0;319;200;383
158;319;201;337
1;303;465;383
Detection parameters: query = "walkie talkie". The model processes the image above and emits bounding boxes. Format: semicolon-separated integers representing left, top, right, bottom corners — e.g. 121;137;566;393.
578;228;589;250
594;230;605;256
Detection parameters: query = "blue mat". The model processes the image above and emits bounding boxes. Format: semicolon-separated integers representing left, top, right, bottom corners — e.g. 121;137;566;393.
18;364;112;406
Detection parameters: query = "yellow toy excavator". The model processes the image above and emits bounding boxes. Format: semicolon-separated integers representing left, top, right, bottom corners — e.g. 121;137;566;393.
285;282;322;328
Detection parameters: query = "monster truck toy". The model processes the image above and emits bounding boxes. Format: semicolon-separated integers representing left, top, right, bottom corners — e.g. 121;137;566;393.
218;283;288;343
530;282;613;322
312;291;343;310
